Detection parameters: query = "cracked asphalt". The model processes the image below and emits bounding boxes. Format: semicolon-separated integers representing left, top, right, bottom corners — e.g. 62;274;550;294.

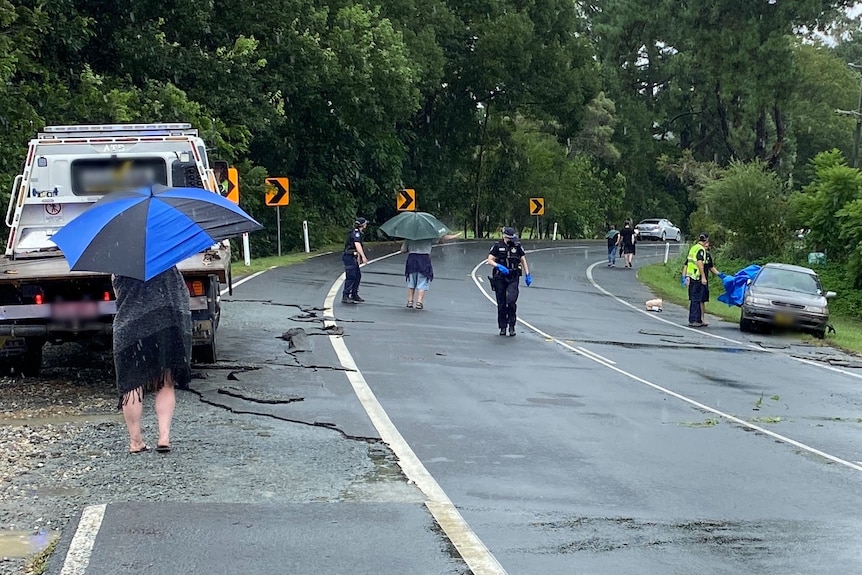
17;239;862;574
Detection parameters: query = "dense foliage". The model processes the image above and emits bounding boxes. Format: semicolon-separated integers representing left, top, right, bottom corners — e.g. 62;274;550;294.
0;0;860;260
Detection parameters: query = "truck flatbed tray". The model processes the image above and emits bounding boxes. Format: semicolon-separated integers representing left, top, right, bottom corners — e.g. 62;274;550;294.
0;248;229;282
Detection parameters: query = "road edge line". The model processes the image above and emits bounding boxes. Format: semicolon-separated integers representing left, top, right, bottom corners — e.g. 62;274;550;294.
58;504;106;575
324;254;507;575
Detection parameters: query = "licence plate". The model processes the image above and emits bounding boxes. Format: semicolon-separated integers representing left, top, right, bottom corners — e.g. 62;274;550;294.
774;312;794;326
51;301;99;320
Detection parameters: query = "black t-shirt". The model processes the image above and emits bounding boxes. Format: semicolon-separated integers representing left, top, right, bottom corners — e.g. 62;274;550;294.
489;240;526;274
344;228;363;253
620;227;635;247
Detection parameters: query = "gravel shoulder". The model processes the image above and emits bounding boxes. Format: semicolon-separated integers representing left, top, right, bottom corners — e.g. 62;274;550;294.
0;342;412;575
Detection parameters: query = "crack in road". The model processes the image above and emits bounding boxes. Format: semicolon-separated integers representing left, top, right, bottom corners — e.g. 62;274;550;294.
187;386;381;443
217;385;304;404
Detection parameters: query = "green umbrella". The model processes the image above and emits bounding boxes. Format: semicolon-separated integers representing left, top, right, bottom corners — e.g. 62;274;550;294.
379;211;451;240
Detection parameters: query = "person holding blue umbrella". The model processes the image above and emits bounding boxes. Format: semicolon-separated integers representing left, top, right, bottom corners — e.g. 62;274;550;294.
112;266;191;453
50;183;261;453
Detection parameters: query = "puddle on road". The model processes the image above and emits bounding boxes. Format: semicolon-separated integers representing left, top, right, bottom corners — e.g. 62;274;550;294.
0;413;121;427
0;529;58;557
33;486;87;497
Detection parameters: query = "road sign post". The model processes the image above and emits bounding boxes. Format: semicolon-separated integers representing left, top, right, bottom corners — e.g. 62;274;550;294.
265;177;290;257
242;232;251;266
530;197;544;239
303;220;310;253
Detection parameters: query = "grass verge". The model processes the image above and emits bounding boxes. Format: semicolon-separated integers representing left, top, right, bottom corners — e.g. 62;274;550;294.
637;261;862;355
25;537;58;575
230;245;340;277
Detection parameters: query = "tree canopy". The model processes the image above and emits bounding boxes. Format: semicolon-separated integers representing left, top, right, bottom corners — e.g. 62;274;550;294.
0;0;860;252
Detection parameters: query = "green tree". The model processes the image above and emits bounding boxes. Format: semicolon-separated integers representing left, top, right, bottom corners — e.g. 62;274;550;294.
698;160;790;259
790;149;862;257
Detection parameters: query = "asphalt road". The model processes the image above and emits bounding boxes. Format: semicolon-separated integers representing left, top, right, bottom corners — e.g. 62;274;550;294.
48;239;862;575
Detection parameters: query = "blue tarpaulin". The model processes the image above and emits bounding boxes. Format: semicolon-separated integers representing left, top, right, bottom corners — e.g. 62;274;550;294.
718;264;762;307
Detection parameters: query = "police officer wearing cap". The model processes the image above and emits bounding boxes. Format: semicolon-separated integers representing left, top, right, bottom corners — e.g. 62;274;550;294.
486;227;531;336
342;217;369;304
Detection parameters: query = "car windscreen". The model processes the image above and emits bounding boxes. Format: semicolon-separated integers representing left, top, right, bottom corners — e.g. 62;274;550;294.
71;157;168;195
754;268;820;294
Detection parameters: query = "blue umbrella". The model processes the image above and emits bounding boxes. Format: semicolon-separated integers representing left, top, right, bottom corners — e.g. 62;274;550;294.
51;184;262;281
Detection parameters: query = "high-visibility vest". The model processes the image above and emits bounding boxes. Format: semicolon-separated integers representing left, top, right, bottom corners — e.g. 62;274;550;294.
686;243;705;280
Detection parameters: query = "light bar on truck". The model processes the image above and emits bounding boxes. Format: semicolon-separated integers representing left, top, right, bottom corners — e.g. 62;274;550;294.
38;123;197;139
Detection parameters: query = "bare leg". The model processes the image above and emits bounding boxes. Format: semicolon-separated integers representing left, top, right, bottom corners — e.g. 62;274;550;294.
122;388;145;452
407;287;415;304
155;371;176;448
700;302;707;324
416;289;427;304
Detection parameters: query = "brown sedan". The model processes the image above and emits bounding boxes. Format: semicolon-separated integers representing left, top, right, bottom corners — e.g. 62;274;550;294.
739;263;835;339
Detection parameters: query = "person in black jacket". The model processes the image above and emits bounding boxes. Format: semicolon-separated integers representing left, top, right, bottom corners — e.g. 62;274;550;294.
619;219;636;268
342;217;369;304
486;227;531;336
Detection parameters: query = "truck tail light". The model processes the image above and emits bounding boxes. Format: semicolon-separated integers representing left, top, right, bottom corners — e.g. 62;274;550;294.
187;281;205;296
103;291;112;301
34;294;43;305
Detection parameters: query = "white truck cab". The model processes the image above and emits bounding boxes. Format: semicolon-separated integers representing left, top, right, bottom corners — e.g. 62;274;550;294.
0;123;229;374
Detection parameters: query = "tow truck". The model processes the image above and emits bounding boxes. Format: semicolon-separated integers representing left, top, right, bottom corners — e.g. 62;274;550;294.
0;123;231;374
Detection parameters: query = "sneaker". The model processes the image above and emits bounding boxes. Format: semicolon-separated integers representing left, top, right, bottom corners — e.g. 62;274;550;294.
499;328;507;336
688;321;703;327
508;327;516;337
341;297;358;304
352;295;365;302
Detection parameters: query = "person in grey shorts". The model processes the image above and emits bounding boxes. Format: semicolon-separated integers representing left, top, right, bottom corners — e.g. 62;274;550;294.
401;231;460;309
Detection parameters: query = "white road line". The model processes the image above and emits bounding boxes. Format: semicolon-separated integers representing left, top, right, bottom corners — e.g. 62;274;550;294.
469;260;862;473
325;255;507;575
584;259;862;381
219;268;275;296
576;346;616;365
59;504;106;575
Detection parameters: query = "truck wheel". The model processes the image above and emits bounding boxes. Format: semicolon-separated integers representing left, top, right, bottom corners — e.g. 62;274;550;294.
192;331;217;364
15;338;44;376
739;318;754;333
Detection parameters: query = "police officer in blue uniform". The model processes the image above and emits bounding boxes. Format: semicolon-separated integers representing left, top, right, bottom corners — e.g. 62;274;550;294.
486;227;531;336
342;217;369;304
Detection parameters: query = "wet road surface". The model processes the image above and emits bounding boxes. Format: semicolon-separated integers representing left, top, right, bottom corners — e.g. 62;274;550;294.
337;240;862;574
47;240;862;574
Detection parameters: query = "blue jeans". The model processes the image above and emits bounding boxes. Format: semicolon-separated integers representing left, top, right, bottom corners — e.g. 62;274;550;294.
607;246;616;265
342;253;361;299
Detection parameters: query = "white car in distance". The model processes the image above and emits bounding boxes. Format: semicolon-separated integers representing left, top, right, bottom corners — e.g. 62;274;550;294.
635;218;681;242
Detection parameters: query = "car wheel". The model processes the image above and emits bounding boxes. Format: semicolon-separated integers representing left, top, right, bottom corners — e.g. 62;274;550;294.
675;230;681;242
812;329;826;340
740;318;754;333
661;231;666;242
